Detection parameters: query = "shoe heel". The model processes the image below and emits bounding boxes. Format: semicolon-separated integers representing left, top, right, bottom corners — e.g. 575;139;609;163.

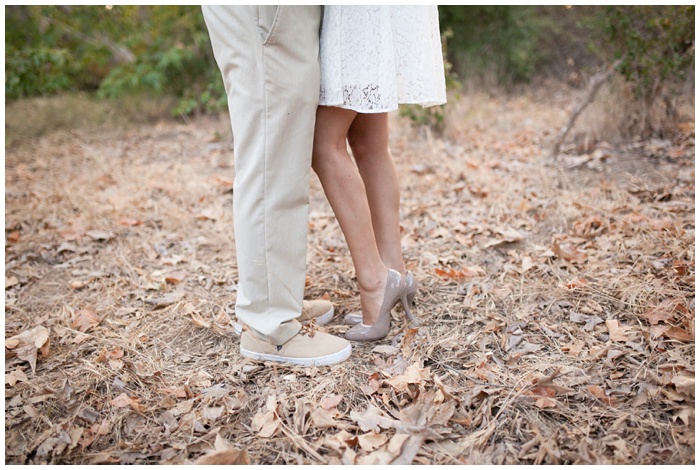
400;291;415;321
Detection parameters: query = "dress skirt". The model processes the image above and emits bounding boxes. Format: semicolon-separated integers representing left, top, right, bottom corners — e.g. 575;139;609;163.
319;5;447;113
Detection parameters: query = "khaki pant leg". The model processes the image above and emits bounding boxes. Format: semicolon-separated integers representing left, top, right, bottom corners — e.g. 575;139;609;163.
202;6;321;345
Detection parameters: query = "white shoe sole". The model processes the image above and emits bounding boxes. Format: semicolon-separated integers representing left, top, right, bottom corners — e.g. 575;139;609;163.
233;306;335;335
240;342;351;367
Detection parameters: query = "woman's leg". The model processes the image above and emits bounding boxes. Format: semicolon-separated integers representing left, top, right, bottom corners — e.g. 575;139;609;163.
347;112;406;277
312;106;389;325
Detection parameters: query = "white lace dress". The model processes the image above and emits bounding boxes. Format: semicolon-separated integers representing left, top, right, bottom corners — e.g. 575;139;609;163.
319;5;447;113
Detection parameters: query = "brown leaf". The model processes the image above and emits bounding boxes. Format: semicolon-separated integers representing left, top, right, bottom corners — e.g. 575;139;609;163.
310;408;338;428
644;298;688;325
562;277;587;289
111;393;132;408
6;275;19;289
6;325;50;349
145;293;182;308
535;397;558;409
663;326;694;343
391;434;425;465
350;404;400;432
385;363;430;392
191;312;212;329
165;271;187;284
572;216;604;238
195;449;250;465
320;394;343;410
72;309;100;332
111;393;143;412
672;374;695;397
86;230;115;241
561;340;585;357
252;396;279;438
587;385;616;406
484;226;525;247
357;432;389;452
605;319;632;342
109;348;124;360
118;217;143;227
6;230;21;244
552;239;588;264
15;345;39;373
6;368;29;386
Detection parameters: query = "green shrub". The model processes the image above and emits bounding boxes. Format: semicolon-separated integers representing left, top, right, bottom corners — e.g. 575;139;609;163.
5;5;226;115
6;47;75;99
438;6;553;86
582;6;694;97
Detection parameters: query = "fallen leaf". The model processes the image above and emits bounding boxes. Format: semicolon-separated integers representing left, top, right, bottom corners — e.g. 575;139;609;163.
645;298;688;325
320;394;343;410
191;312;211;329
385;363;430;392
86;230;114;241
310;407;338;428
672;406;694;426
672;375;695;397
6;368;29;386
6;275;19;289
358;432;389;452
145;293;182;308
561;340;585;357
485;226;525;247
535;397;558;409
72;309;100;332
6;230;21;244
552;239;588;264
166;271;187;284
587;385;616;406
252;396;280;437
111;393;143;412
371;345;400;355
606;319;632;342
194;449;250;465
111;393;133;408
118;218;143;227
6;325;50;349
350;404;400;432
563;277;587;289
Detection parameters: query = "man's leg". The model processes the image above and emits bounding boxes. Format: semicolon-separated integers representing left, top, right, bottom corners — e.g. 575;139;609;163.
203;6;320;345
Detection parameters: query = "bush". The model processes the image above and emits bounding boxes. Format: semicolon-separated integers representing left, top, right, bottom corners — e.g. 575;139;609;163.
6;47;74;99
438;6;553;86
5;6;226;115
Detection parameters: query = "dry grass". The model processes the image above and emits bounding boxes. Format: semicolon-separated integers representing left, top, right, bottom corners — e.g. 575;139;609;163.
5;85;694;464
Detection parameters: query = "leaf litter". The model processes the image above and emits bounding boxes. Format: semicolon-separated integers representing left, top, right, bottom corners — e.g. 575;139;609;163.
4;87;694;464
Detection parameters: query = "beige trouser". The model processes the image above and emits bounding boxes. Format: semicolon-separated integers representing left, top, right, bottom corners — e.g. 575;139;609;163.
202;6;321;345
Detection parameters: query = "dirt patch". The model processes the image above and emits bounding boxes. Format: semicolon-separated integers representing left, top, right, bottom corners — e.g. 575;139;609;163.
5;86;694;464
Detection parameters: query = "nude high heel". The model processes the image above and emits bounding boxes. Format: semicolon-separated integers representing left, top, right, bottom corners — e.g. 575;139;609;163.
344;269;404;342
344;271;417;325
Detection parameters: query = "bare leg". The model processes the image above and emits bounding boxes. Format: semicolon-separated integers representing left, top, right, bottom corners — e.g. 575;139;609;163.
347;113;406;276
312;106;388;325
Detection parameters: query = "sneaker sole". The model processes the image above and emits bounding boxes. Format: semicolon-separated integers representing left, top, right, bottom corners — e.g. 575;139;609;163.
240;342;351;367
233;306;335;335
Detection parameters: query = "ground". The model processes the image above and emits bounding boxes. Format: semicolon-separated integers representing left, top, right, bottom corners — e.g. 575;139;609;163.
4;84;695;464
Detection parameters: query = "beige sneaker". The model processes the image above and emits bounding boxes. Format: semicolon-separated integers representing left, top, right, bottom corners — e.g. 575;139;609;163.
234;299;334;335
240;328;351;367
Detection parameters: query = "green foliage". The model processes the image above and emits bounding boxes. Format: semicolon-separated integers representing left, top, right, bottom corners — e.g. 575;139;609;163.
582;5;695;98
5;5;226;115
6;47;74;99
438;6;552;85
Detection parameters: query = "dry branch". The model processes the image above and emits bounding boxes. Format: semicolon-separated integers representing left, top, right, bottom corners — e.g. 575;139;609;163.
551;59;623;157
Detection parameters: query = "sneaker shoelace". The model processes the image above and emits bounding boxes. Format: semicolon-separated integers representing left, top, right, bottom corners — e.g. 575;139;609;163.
299;319;318;338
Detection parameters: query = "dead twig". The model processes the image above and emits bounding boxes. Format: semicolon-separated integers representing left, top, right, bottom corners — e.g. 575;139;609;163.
551;59;623;157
